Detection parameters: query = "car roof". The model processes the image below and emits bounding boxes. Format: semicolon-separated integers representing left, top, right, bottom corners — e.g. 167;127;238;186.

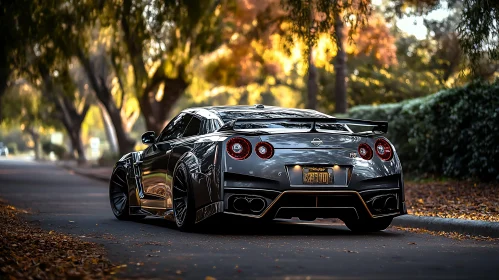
184;105;332;123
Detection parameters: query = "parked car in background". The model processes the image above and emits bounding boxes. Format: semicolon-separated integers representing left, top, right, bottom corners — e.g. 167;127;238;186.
0;142;9;156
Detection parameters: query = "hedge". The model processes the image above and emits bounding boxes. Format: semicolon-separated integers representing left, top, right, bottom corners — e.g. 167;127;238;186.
348;80;499;181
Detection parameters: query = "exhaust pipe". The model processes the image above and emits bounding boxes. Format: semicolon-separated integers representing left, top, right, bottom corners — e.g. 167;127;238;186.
233;197;249;212
384;196;397;210
249;197;266;213
372;197;385;211
232;195;266;213
370;195;398;212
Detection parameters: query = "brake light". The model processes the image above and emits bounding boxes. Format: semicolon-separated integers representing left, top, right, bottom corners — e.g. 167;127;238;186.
227;137;252;160
358;143;373;160
255;142;274;159
375;138;393;161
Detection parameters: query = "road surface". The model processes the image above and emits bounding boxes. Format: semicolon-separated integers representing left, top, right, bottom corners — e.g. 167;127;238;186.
1;158;498;279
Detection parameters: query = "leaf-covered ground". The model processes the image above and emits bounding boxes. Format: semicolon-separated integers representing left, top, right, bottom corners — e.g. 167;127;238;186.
0;199;119;279
405;180;499;222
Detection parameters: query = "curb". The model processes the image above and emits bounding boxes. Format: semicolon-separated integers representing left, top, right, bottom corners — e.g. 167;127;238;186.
60;164;110;183
393;215;499;238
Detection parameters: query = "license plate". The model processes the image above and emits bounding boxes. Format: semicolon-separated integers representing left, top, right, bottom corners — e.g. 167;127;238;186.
302;167;333;184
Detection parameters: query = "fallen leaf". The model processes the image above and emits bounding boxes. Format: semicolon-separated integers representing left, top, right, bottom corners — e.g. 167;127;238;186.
343;250;358;253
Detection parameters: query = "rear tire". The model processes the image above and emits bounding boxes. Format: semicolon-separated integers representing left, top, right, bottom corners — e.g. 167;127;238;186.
173;163;196;231
344;217;393;232
109;166;145;221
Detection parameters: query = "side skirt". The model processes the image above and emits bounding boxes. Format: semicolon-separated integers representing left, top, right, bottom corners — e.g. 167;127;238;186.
130;206;167;217
195;201;224;223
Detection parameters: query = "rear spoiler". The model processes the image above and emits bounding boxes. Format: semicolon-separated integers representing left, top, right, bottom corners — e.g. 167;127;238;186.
218;117;388;135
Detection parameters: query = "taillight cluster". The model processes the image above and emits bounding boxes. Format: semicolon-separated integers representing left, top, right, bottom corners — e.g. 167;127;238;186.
357;139;393;161
227;137;274;160
358;143;373;160
255;142;274;159
374;139;393;161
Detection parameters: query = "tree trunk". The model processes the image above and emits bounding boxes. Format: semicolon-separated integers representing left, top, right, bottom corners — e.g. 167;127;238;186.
103;98;135;155
26;128;41;160
98;101;118;154
37;62;90;163
307;49;318;110
306;3;318;110
334;12;348;114
33;134;41;160
139;77;188;134
56;98;89;164
76;48;135;155
68;127;86;164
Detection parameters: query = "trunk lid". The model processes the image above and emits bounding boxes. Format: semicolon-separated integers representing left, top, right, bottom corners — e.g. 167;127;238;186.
259;133;362;150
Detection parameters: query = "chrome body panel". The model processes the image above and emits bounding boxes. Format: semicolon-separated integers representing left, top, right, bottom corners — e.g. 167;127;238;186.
112;105;406;223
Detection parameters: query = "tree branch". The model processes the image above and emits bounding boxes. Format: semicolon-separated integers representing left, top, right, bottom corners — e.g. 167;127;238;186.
110;49;127;110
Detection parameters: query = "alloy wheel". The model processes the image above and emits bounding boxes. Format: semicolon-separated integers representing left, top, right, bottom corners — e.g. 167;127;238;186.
110;168;128;216
173;167;189;227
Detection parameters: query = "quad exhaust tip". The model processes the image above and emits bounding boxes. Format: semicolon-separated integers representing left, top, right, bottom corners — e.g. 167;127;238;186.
232;196;266;213
371;195;398;212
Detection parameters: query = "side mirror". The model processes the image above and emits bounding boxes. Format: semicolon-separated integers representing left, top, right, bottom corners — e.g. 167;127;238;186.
141;131;156;145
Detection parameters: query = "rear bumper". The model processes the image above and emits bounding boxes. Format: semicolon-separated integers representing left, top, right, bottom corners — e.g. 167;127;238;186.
222;188;406;220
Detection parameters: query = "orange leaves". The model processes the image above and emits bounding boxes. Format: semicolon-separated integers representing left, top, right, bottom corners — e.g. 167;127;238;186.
350;13;398;67
0;201;120;279
405;180;499;222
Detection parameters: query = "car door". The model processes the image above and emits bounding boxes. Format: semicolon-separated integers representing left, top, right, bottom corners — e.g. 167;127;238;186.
140;113;193;209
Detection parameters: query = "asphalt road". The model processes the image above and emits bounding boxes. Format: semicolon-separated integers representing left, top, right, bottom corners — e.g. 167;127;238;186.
1;158;499;280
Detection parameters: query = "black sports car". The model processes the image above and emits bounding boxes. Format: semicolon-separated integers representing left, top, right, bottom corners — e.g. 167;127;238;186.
110;105;406;231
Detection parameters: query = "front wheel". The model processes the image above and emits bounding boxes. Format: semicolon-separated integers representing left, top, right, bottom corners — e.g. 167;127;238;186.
344;217;393;232
172;163;196;231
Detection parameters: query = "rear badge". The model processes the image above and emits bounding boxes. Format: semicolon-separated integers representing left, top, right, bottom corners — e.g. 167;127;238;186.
311;138;323;146
349;152;357;158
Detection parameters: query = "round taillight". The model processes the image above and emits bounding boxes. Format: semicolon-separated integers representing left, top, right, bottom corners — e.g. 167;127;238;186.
375;138;393;161
358;143;373;160
255;142;274;159
227;137;251;160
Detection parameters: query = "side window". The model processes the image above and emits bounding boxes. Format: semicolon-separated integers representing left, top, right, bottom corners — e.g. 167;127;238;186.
206;120;222;133
158;114;192;142
182;116;202;137
198;119;222;135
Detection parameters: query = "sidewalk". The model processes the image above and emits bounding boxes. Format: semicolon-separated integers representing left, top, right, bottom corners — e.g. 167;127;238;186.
59;162;499;238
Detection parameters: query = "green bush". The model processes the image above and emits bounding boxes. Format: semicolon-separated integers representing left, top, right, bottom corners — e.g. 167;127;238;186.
41;141;68;160
348;80;499;181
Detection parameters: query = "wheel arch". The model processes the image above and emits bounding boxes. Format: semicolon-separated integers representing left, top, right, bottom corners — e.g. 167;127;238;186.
114;151;144;208
173;149;221;212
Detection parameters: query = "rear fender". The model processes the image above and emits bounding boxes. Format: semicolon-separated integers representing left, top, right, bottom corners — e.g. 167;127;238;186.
175;142;224;223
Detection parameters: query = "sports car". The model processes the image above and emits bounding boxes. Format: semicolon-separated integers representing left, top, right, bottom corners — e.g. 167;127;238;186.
109;105;406;232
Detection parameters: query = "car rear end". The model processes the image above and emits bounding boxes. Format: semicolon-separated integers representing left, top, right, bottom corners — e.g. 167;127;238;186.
219;118;406;223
